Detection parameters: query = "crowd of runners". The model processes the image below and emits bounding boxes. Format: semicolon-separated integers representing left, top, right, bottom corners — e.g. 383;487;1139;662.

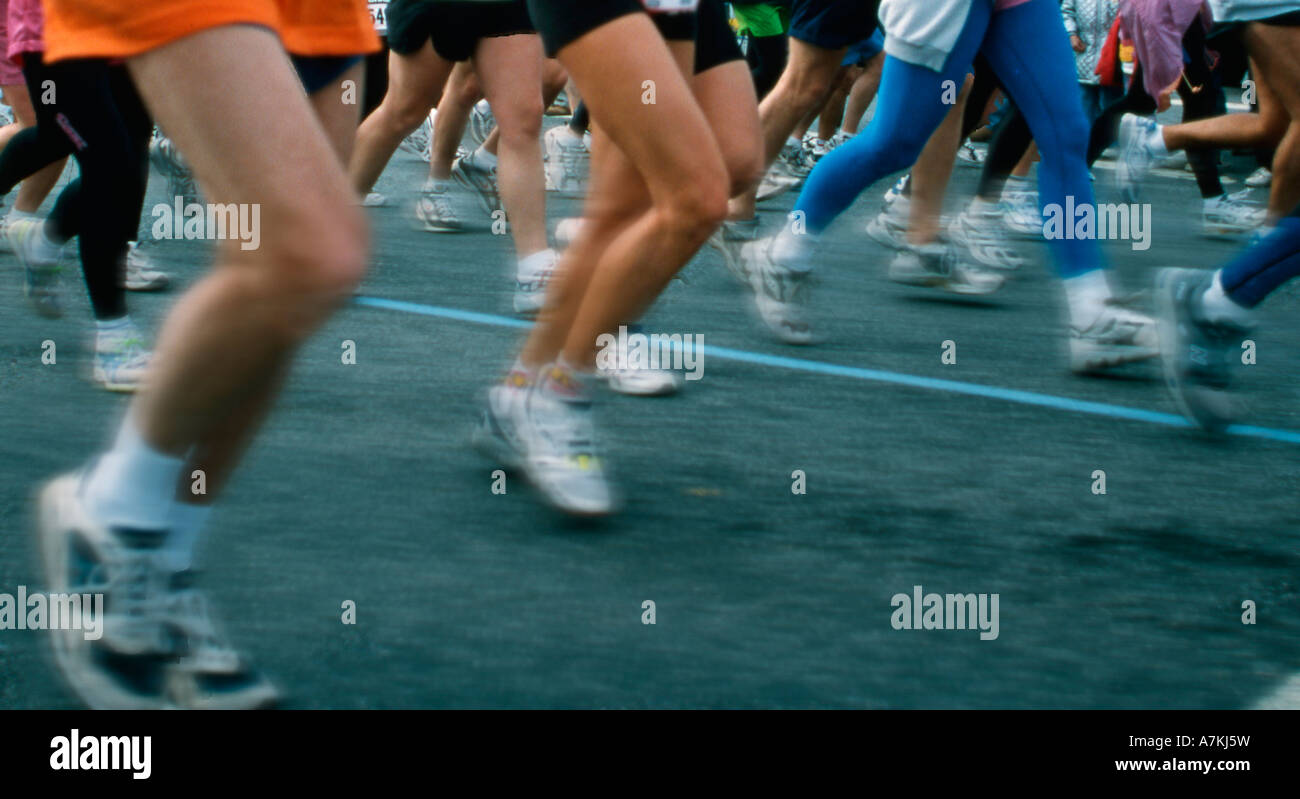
4;0;1296;708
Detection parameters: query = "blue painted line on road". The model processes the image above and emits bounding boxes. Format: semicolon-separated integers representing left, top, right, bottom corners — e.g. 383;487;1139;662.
353;295;1300;446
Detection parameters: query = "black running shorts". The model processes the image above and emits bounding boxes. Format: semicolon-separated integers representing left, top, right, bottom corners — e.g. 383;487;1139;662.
387;0;536;61
526;0;646;57
693;0;743;74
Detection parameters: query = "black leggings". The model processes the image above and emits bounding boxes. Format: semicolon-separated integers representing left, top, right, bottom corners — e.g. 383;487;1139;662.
0;54;151;319
1086;22;1223;198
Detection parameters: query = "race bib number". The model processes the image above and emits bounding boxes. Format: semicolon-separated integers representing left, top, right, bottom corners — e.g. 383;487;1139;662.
369;0;389;33
641;0;700;13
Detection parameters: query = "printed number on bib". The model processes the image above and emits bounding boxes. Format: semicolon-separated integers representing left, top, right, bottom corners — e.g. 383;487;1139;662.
369;0;389;33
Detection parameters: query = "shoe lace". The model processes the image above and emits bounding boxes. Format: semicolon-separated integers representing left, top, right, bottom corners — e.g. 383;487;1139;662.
529;391;600;466
83;545;173;652
163;586;242;672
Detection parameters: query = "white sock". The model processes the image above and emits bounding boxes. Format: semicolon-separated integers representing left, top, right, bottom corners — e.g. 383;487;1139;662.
969;196;997;215
32;222;64;261
1199;270;1254;327
83;414;185;532
95;316;135;351
1063;269;1114;329
517;248;556;280
770;227;814;271
1147;124;1170;157
164;501;211;572
541;355;590;400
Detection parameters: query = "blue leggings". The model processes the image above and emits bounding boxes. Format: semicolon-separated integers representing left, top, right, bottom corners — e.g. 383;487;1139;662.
794;0;1098;278
1221;205;1300;308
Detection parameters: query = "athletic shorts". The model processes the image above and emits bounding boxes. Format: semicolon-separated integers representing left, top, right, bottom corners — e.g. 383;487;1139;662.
840;28;883;67
654;8;698;42
528;0;704;57
387;0;534;61
694;0;743;73
0;17;20;85
42;0;379;63
788;0;878;51
731;2;790;38
1259;10;1300;25
645;0;740;73
292;53;363;94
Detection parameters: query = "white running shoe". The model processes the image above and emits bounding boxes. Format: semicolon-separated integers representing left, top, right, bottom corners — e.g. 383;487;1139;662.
1116;113;1160;203
468;100;495;150
594;323;684;396
756;166;798;202
865;195;910;251
93;321;152;393
801;131;830;163
451;149;502;216
10;216;63;318
150;130;200;205
399;113;433;162
520;366;617;516
1153;267;1249;432
887;241;1006;295
1202;191;1265;237
947;209;1024;270
414;180;464;233
1068;299;1159;373
706;216;760;285
514;249;556;316
957;140;986;166
882;174;911;206
742;238;814;344
0;209;13;254
1244;166;1272;188
472;372;532;471
1001;190;1044;239
36;474;279;709
121;241;170;291
37;474;176;709
599;366;683;397
543;125;589;196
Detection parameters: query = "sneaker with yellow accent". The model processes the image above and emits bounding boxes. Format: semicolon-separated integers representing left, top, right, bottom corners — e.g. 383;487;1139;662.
519;363;616;516
472;364;534;471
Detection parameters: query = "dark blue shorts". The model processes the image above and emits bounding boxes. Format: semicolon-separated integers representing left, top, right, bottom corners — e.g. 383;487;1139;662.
292;54;364;94
840;28;884;67
789;0;878;51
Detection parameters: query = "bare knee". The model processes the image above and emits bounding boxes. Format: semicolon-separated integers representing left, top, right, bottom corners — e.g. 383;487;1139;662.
783;67;836;116
381;94;435;137
255;203;369;338
495;98;544;146
661;165;729;238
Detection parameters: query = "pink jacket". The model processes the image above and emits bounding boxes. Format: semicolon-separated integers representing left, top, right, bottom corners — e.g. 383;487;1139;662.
1119;0;1210;99
6;0;42;65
